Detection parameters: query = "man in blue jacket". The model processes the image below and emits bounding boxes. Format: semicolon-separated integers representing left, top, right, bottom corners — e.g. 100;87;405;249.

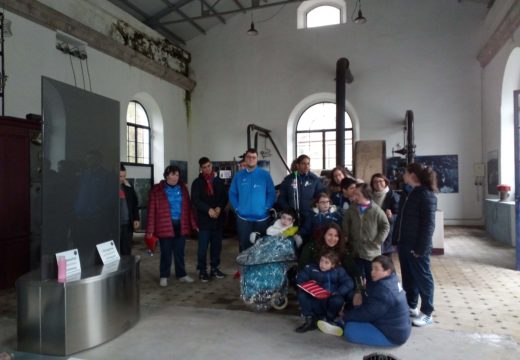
278;155;325;226
229;148;276;252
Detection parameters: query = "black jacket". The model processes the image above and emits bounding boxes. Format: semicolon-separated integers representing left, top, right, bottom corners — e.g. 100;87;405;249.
380;189;400;254
191;174;228;230
122;183;139;231
392;186;437;256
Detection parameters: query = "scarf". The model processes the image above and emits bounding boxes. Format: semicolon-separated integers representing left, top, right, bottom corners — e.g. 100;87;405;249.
372;186;389;207
203;173;214;196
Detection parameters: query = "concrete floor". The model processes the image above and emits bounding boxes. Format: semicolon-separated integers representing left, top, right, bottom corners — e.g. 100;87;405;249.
1;226;519;359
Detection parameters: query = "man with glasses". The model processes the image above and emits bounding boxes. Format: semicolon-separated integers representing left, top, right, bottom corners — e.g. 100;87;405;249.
229;148;276;252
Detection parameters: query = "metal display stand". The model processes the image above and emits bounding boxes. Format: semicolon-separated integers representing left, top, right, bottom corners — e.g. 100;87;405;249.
17;256;140;356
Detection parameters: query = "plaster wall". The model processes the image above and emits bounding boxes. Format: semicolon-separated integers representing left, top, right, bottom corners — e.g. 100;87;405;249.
3;10;188;181
187;0;486;224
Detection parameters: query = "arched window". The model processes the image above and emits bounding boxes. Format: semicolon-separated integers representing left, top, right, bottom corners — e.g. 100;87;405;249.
126;101;151;164
296;102;353;172
306;5;341;28
297;0;347;29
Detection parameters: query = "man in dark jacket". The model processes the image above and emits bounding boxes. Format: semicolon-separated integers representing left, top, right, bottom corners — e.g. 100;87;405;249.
119;164;140;256
191;157;229;282
278;155;325;226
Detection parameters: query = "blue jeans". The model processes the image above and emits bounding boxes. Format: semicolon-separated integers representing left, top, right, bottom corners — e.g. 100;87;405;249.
236;216;270;252
398;245;435;316
298;291;345;321
159;221;187;278
344;322;394;347
197;229;223;271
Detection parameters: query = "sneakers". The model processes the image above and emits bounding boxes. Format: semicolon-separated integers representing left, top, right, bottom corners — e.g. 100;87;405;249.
317;320;344;336
159;277;168;287
409;307;420;318
210;268;225;279
179;275;194;283
199;271;209;283
412;313;433;327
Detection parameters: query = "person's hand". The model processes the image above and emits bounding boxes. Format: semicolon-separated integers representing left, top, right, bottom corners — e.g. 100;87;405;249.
353;292;363;306
385;209;392;218
133;220;140;230
208;208;217;218
215;207;221;216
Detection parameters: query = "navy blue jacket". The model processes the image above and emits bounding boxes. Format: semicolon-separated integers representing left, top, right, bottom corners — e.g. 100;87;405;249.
300;207;342;239
191;174;228;230
392;186;437;256
297;264;354;298
278;171;325;220
344;273;411;345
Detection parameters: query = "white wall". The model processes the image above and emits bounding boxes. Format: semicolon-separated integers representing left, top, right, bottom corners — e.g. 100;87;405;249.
4;10;188;182
187;0;486;224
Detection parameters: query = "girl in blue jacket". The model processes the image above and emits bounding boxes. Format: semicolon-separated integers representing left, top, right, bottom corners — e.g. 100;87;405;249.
295;250;354;333
317;255;412;346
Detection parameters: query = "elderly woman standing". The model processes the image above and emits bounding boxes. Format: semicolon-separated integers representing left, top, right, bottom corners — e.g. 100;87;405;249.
147;165;197;287
392;163;438;327
370;173;400;256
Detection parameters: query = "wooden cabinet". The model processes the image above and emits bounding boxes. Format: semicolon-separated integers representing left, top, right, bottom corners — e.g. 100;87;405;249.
0;116;40;289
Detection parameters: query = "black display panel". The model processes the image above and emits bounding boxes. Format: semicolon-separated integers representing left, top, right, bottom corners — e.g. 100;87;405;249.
41;77;120;279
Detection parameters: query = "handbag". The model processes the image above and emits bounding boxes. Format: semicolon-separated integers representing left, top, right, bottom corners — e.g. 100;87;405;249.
145;234;159;253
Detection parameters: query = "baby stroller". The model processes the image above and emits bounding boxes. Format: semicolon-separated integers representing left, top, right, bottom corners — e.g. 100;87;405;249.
236;235;297;311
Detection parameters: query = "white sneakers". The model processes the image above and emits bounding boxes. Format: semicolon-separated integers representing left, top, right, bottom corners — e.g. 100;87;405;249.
179;275;194;283
160;275;194;286
317;320;344;336
412;313;433;327
409;307;420;318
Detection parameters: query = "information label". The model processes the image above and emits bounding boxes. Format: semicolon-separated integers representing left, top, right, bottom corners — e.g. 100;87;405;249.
96;240;121;264
55;249;82;278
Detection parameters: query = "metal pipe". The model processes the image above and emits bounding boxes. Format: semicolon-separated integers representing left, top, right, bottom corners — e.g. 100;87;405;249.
336;58;353;167
405;110;415;164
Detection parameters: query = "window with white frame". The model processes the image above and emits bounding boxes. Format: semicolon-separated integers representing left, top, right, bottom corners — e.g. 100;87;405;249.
297;0;347;29
126;101;151;164
296;102;353;172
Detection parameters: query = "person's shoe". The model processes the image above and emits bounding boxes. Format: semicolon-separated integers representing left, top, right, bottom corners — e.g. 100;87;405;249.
210;268;225;279
159;277;168;287
317;320;344;336
409;307;420;318
295;317;317;333
412;313;433;327
199;271;209;283
179;275;194;283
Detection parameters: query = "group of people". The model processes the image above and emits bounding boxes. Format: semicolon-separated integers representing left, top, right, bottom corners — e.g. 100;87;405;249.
124;148;438;348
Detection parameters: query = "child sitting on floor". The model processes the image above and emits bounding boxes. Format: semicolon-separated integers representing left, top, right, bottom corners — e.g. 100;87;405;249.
295;250;354;333
317;255;411;346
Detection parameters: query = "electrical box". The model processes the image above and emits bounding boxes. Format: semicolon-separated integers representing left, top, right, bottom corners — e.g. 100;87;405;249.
474;163;485;177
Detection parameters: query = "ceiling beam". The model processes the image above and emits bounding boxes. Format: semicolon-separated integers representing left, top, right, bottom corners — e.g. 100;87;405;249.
110;0;186;45
233;0;247;13
162;0;302;25
200;0;226;24
2;0;195;91
155;0;206;35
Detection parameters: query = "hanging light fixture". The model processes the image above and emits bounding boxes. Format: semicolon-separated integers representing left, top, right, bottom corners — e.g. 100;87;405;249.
247;12;258;36
353;0;367;24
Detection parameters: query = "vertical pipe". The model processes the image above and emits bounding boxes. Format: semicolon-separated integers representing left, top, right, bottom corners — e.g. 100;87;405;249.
406;110;415;164
336;58;353;167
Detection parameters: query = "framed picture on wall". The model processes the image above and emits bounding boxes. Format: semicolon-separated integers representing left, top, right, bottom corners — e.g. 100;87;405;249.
121;162;154;231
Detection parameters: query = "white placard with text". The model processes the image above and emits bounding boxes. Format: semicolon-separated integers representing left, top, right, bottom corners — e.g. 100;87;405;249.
96;240;120;264
55;249;82;278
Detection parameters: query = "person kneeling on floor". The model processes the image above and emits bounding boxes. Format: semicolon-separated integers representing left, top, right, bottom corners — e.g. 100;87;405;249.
317;255;411;347
295;250;354;333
